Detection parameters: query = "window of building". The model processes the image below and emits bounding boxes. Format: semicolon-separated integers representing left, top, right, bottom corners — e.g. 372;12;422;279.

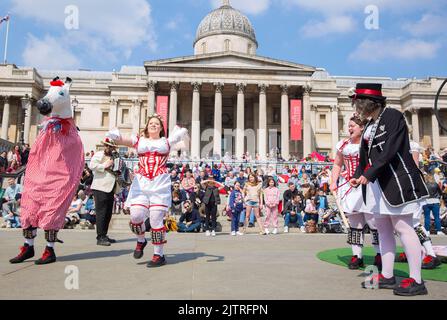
121;109;130;124
247;43;252;55
74;111;81;125
338;117;344;133
101;111;109;128
225;39;230;52
319;114;327;129
202;42;207;54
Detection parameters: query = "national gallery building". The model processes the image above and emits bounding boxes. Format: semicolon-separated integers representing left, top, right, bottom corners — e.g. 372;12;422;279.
1;1;446;159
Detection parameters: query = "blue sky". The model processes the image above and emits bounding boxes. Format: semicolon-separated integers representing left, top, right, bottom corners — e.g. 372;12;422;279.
0;0;446;79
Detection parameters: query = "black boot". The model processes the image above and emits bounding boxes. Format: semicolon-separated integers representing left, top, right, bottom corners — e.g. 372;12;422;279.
422;255;442;270
348;255;364;270
35;246;57;265
9;244;35;264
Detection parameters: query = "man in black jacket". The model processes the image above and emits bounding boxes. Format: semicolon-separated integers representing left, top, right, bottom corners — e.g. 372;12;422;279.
202;176;221;236
177;201;201;233
350;83;429;297
283;194;305;233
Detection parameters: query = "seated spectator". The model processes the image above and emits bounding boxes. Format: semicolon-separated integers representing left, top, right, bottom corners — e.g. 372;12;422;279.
283;182;299;209
177;200;201;233
0;151;8;173
172;181;187;202
170;170;180;183
195;170;208;184
236;170;247;188
6;159;19;173
283;194;305;233
304;197;319;225
171;190;183;216
64;194;83;229
189;184;204;211
2;178;22;228
181;171;196;195
224;171;237;191
80;195;96;229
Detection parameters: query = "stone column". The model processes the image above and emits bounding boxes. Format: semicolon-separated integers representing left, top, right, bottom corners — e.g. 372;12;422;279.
236;83;246;160
310;104;317;145
132;99;142;135
213;83;224;158
21;96;32;144
331;105;339;152
303;83;312;158
258;83;268;160
280;85;290;160
1;96;10;140
431;109;440;152
169;81;179;134
410;107;420;144
191;82;201;160
147;80;157;115
109;98;118;130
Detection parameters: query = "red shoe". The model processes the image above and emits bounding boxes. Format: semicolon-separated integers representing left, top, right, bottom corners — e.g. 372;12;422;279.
133;240;147;260
393;278;428;296
422;255;441;270
35;246;57;265
348;255;364;270
147;254;166;268
396;252;407;263
9;244;35;264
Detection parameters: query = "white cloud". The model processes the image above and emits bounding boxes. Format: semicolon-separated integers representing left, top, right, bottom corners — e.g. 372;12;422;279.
22;34;81;70
211;0;271;15
349;39;441;61
402;14;447;37
11;0;157;68
300;15;356;38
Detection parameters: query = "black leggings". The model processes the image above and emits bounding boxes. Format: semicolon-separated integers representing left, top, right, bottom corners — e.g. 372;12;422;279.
205;203;217;231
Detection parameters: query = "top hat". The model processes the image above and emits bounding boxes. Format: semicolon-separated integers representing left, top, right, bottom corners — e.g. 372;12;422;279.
349;83;387;102
101;137;118;148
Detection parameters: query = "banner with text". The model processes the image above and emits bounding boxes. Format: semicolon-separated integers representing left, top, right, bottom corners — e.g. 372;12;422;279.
156;96;169;136
290;99;302;141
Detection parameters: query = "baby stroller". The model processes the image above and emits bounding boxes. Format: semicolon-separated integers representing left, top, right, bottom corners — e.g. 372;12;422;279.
318;207;344;234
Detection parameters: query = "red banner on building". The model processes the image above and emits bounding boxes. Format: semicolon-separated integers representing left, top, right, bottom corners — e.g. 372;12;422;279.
290;99;302;141
156;96;169;136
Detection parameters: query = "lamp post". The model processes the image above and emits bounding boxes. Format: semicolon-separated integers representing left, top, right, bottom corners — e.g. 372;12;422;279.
72;97;79;119
20;94;30;145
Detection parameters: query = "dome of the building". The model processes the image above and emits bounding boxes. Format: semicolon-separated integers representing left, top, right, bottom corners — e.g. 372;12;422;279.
194;1;258;49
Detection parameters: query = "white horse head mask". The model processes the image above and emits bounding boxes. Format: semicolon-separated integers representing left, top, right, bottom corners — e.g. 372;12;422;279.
37;77;73;118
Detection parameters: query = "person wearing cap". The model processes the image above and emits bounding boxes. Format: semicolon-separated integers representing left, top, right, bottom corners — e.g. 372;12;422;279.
89;138;121;246
350;83;430;296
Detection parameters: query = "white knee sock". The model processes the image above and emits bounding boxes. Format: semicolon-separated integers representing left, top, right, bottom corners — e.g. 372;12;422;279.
25;239;34;246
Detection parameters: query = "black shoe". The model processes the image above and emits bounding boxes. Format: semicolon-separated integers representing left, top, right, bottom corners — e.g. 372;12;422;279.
133;240;147;259
348;255;364;270
35;246;57;265
9;244;35;264
248;223;255;228
362;274;396;289
393;278;428;296
238;223;244;228
422;255;442;269
97;238;111;246
105;236;117;244
147;254;166;268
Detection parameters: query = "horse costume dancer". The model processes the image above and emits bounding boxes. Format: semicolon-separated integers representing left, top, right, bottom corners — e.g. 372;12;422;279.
331;115;381;270
10;77;85;265
350;83;429;296
107;114;188;267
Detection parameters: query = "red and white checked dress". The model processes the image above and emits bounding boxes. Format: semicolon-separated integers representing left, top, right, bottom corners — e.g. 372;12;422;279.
20;117;85;230
125;127;188;211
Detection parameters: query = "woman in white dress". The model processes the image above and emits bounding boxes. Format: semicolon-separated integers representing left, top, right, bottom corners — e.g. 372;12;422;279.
107;114;188;268
331;115;381;270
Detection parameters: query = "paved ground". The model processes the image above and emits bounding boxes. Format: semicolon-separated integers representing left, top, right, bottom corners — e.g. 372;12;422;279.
1;229;447;300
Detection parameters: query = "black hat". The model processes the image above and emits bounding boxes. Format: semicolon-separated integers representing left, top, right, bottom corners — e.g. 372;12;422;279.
350;83;386;102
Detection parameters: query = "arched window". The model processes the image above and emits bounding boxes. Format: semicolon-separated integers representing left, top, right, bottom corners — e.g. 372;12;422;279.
247;43;253;55
224;39;230;52
202;42;207;54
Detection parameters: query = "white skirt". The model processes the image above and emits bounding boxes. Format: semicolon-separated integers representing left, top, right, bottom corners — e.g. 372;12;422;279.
337;178;367;214
363;180;426;216
125;173;172;211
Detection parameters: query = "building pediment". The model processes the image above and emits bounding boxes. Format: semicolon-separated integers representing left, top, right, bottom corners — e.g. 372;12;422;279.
145;52;316;75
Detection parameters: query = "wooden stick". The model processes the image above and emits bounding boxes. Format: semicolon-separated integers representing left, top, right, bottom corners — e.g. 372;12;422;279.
331;190;351;230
